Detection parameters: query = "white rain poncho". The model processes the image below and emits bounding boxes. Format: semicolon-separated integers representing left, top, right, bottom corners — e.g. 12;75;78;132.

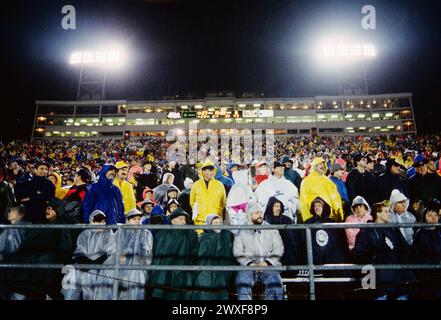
226;170;255;232
94;227;153;300
254;174;299;222
61;210;115;300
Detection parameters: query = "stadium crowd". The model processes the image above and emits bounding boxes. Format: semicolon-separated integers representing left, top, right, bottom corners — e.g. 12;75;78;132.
1;134;441;300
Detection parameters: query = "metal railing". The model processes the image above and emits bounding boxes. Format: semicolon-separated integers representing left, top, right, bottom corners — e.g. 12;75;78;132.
1;222;441;300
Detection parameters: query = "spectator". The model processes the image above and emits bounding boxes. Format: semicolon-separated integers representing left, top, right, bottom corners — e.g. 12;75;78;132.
408;155;441;206
174;177;191;213
149;207;198;300
141;186;155;202
226;169;255;229
390;189;416;246
139;199;154;221
95;209;153;300
353;201;415;300
233;201;284;300
161;161;184;191
214;163;234;194
165;199;180;216
335;158;349;182
299;157;344;222
64;168;91;203
0;167;16;224
255;161;299;221
412;205;441;299
345;196;373;252
14;161;55;223
61;210;115;300
153;172;177;206
254;160;269;186
113;161;137;214
135;162;158;201
226;162;239;184
282;156;302;191
82;164;126;225
48;172;68;200
7;198;74;300
376;158;409;203
178;163;199;184
190;160;226;227
163;185;180;208
329;162;350;216
346;153;376;206
193;215;236;300
302;197;349;276
264;196;302;269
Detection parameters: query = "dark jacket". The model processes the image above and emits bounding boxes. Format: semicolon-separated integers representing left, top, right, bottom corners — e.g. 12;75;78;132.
412;228;441;284
14;176;55;223
284;169;302;192
64;184;88;203
161;165;184;191
408;173;441;205
177;188;192;217
179;164;199;183
5;218;74;299
135;172;158;201
193;230;236;300
354;223;415;289
302;198;349;276
82;165;126;225
149;228;199;300
264;196;302;266
375;172;409;203
0;180;16;223
346;169;376;206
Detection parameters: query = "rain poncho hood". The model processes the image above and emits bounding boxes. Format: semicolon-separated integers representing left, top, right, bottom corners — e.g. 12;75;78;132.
226;170;255;228
351;196;372;215
49;172;68;200
82;165;126;225
214;163;233;190
389;189;410;213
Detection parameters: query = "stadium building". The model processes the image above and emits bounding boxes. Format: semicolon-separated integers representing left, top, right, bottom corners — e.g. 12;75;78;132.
32;92;416;140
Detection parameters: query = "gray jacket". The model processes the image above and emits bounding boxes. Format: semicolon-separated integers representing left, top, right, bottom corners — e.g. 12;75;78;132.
233;222;284;266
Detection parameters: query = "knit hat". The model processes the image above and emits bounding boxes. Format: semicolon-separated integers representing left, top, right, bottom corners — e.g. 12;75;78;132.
331;163;345;174
413;155;429;168
273;161;284;169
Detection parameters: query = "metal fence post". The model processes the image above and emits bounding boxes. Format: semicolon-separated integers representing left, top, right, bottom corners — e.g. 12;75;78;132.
112;226;122;300
305;227;316;300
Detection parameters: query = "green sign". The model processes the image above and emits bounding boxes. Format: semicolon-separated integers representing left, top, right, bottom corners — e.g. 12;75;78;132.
182;111;197;118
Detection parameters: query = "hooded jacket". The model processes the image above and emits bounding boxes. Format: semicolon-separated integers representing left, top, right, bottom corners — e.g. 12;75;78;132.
49;172;68;200
149;222;199;300
226;162;238;183
254;173;299;221
408;171;441;205
153;173;179;206
190;160;227;225
389;189;416;246
233;219;284;267
193;216;236;300
299;157;344;223
302;198;349;274
345;196;373;251
113;175;137;214
354;221;415;290
264;196;302;266
82;165;126;225
375;169;409;203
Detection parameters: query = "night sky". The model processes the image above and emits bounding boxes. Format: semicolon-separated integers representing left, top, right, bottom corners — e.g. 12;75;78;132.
1;0;440;140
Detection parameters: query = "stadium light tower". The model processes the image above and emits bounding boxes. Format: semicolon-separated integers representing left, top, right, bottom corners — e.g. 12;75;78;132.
69;46;127;100
314;36;376;95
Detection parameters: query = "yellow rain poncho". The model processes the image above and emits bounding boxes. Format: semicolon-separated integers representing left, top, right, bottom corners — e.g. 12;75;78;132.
190;160;227;226
299;157;344;222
